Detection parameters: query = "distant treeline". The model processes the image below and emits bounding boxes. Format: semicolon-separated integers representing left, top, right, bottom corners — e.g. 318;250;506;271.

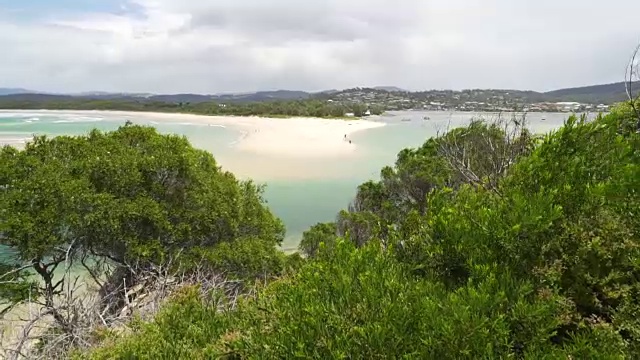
0;98;385;118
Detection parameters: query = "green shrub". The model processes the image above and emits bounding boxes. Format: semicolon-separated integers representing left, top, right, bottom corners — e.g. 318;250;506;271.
73;108;640;358
85;241;628;359
391;111;640;352
298;222;338;258
194;237;287;280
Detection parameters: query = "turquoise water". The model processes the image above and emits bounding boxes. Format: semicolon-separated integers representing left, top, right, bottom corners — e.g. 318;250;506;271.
0;110;582;250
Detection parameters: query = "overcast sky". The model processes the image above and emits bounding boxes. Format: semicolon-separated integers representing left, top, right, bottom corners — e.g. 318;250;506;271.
0;0;639;94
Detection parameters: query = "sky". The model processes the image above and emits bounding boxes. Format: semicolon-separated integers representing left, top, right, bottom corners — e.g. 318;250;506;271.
0;0;639;94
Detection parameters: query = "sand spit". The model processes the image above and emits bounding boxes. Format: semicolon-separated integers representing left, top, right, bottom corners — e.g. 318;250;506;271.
0;110;385;158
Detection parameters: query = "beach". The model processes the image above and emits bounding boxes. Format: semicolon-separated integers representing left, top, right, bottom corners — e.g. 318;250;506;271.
0;110;386;181
0;110;385;156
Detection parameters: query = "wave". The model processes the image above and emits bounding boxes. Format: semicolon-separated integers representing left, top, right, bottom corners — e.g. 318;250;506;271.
147;121;222;127
0;112;56;119
167;122;225;127
52;117;104;124
0;113;32;118
177;122;199;126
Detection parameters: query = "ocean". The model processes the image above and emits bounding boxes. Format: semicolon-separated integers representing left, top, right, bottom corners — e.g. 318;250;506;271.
0;110;582;250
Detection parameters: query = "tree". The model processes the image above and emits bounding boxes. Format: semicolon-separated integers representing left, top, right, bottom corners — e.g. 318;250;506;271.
393;111;640;351
0;98;353;119
369;104;385;115
335;116;534;248
298;222;337;258
0;124;285;354
348;102;368;117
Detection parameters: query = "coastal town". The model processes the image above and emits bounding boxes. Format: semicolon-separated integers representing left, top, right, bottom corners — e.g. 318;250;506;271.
320;88;611;113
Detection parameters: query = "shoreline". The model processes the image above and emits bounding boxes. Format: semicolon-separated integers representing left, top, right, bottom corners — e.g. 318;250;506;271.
0;109;386;160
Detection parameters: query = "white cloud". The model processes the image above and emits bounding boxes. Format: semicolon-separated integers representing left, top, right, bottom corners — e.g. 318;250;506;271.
0;0;639;93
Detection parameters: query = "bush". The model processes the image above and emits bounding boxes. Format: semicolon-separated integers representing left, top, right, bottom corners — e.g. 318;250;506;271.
65;109;640;358
195;237;288;280
0;124;286;357
391;111;640;352
298;222;338;258
84;241;628;359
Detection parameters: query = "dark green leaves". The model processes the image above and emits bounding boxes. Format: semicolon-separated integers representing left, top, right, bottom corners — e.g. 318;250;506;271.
1;123;284;277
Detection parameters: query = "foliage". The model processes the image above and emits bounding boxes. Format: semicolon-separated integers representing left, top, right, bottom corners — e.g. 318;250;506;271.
390;110;640;352
0;98;382;119
0;264;36;316
10;104;640;358
193;237;288;280
1;124;284;266
0;124;286;346
331;118;535;252
84;241;627;359
76;285;235;360
298;222;337;258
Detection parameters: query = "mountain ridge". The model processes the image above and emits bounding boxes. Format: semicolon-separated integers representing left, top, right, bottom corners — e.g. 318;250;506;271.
1;81;638;105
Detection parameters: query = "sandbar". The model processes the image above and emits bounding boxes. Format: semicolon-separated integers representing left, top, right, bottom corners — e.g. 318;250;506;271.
0;110;385;158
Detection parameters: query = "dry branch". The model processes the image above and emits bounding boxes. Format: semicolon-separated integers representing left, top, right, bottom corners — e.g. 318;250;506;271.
1;257;244;360
625;42;640;131
436;112;532;194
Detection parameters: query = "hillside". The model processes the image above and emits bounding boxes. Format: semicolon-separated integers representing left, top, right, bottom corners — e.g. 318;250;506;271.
1;81;638;113
0;88;34;96
0;90;309;104
214;90;310;102
543;81;640;104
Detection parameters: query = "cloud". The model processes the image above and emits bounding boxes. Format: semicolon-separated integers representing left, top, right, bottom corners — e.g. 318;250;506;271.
0;0;639;93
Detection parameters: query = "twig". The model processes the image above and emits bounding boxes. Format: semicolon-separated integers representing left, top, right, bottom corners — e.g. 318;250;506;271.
8;309;53;360
625;42;640;131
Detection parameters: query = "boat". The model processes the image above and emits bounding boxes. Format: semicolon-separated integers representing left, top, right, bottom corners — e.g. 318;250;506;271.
423;116;430;120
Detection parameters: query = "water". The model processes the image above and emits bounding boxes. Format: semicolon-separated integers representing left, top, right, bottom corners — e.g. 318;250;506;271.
0;110;584;251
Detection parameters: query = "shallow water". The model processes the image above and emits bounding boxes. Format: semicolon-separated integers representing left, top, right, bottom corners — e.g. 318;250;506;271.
0;110;588;250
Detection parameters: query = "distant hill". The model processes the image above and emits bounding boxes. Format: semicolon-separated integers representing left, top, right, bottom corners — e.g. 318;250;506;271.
543;81;640;104
0;94;72;101
0;88;35;96
0;90;310;104
148;94;214;103
1;81;639;107
214;90;310;102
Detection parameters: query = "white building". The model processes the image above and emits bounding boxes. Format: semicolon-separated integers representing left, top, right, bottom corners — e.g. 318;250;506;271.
555;102;582;111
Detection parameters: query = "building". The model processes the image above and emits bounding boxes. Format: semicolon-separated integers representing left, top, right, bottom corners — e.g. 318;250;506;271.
555;102;582;112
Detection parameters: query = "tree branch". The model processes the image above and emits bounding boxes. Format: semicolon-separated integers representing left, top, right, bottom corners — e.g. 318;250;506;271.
625;42;640;131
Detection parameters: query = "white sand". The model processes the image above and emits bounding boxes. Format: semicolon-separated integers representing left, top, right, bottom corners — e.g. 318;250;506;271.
0;110;385;159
